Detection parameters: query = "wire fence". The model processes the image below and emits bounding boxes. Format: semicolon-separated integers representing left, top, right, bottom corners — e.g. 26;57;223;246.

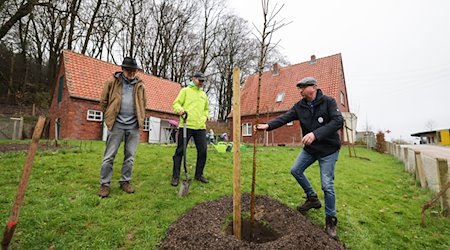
0;116;44;140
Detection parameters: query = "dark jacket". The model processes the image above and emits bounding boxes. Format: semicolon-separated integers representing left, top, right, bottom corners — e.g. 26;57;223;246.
267;89;343;158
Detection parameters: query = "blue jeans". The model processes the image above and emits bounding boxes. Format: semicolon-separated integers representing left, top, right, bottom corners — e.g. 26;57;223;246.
100;126;140;185
290;149;340;217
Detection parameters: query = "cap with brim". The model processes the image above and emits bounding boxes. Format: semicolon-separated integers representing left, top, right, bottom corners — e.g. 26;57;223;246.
121;57;139;69
193;72;206;81
296;77;317;88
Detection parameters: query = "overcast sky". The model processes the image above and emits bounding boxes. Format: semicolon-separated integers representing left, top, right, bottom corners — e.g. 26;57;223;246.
228;0;450;142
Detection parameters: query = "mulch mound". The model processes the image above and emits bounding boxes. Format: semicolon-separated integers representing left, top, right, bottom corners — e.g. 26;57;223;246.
159;193;346;249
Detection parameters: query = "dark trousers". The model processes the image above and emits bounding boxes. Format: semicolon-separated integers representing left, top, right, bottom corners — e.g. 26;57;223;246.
172;128;207;178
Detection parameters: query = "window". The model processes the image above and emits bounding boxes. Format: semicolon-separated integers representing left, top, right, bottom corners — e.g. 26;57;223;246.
275;92;285;103
57;75;64;103
340;91;345;105
242;122;252;136
87;110;103;121
143;117;150;131
287;121;293;126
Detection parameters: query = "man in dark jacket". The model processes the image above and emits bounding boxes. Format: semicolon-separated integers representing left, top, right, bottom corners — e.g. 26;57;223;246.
255;77;343;238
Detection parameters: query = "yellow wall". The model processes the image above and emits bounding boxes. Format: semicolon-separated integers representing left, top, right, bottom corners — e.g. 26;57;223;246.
438;129;450;145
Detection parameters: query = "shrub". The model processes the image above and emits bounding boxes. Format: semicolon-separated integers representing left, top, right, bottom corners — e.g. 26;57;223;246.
376;131;386;153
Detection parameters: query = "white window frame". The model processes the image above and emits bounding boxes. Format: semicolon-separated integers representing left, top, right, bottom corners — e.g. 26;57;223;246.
87;110;103;121
242;122;252;136
340;91;345;105
275;92;285;103
143;117;150;131
287;121;293;126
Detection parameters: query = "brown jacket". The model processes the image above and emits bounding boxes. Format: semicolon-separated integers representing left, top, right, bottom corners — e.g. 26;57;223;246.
100;72;147;130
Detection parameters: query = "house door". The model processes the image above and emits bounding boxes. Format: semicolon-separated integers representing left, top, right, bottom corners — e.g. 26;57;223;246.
148;116;161;143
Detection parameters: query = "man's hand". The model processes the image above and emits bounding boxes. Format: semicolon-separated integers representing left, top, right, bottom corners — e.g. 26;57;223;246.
178;110;185;116
301;132;316;145
254;124;269;131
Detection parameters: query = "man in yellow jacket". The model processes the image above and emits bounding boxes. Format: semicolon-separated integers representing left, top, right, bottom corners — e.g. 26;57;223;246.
171;72;209;186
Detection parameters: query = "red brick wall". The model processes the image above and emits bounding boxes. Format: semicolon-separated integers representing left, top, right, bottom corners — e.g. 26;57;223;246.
48;62;178;142
231;113;303;146
337;72;350;112
230;113;344;146
50;97;178;142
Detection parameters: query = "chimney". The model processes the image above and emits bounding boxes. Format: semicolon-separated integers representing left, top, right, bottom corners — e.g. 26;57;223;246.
271;63;280;76
310;55;316;64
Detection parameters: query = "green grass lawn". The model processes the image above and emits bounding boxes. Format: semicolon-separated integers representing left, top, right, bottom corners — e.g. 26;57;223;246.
1;140;449;249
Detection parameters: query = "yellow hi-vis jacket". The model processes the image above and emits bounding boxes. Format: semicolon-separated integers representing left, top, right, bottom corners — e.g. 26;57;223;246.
173;82;209;130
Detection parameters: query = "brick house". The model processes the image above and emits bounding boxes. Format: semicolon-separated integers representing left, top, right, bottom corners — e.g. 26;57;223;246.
48;50;180;143
230;54;357;145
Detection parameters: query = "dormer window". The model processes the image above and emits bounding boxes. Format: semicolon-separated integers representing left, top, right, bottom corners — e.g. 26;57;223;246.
276;92;285;103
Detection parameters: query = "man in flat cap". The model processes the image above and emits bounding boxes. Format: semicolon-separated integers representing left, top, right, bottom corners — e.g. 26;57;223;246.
98;57;147;198
255;76;343;238
171;71;210;186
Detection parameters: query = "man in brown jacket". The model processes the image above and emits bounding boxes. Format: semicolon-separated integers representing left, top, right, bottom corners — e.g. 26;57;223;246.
98;57;147;198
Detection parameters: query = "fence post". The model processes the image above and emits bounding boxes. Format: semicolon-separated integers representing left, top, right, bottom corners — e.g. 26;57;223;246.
414;151;427;188
10;117;23;140
437;158;450;216
18;117;23;139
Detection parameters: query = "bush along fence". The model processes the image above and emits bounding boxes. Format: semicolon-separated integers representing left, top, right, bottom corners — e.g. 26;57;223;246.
386;142;450;222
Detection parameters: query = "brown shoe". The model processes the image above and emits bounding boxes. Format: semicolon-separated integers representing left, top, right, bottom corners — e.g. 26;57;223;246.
326;216;338;239
98;185;110;198
297;195;321;213
120;181;135;194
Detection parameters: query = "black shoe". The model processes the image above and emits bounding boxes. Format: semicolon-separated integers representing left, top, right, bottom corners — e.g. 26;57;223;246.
171;177;179;186
195;176;209;184
297;195;322;213
326;216;338;239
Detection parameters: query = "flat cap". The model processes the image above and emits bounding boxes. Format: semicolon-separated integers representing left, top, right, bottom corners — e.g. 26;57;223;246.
296;77;317;88
193;71;206;81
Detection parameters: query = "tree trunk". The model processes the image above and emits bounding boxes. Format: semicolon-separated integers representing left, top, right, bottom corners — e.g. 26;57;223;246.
67;0;81;50
0;0;39;39
81;0;102;54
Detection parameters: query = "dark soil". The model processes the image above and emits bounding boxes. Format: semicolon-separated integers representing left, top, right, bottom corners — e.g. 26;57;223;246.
0;142;67;153
226;218;280;244
159;193;346;250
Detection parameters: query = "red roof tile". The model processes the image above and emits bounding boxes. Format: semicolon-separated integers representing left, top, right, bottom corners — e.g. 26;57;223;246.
240;54;345;116
62;50;180;114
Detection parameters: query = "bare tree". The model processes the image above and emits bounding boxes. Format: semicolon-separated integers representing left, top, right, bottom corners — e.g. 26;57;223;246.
211;14;258;121
425;119;436;131
250;0;289;223
66;0;81;50
140;0;198;80
0;0;42;39
197;0;225;72
79;0;102;54
42;2;69;84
